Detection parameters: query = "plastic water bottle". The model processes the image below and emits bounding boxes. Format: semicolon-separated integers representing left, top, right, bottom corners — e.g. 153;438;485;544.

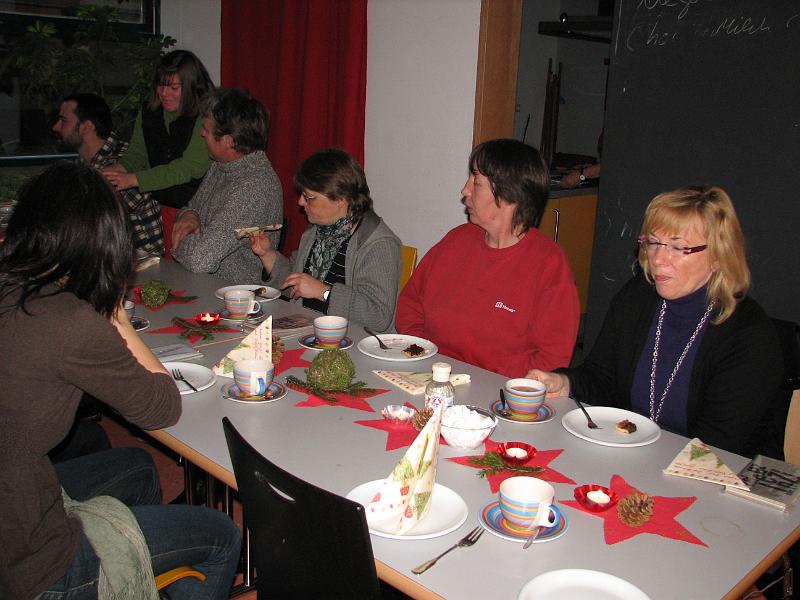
425;362;455;411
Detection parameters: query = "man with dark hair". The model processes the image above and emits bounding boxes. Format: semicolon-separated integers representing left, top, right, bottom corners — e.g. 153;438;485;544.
172;88;282;282
52;94;165;256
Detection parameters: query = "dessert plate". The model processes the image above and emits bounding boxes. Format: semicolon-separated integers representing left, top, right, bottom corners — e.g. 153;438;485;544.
517;569;651;600
356;334;438;362
489;400;555;424
214;285;281;302
479;501;567;543
163;362;216;395
346;480;468;540
130;316;150;332
561;407;661;447
221;382;287;403
299;335;354;351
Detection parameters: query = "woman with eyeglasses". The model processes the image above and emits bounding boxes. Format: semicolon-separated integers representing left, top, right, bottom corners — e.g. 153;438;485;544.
250;148;401;332
528;185;781;455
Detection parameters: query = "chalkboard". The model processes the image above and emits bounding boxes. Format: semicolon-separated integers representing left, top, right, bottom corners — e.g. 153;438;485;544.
586;0;800;347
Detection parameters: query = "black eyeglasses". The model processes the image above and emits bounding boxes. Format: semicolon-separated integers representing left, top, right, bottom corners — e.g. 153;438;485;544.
638;236;708;257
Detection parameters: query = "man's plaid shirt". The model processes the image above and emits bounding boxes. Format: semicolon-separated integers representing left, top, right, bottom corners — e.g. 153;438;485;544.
90;134;165;256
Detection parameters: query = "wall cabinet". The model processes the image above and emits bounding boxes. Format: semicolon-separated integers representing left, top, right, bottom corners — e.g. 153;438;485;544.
538;192;598;313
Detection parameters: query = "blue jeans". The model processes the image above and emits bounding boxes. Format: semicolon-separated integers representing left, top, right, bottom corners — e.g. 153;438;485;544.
42;448;241;600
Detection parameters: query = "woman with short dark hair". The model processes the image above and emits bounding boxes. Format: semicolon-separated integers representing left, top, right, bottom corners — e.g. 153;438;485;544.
396;139;580;377
251;148;401;332
529;185;782;455
0;162;241;599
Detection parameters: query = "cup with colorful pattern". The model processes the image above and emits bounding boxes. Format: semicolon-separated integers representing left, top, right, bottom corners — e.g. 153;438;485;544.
313;315;348;349
503;378;547;421
233;359;274;396
224;289;261;320
499;476;558;531
123;300;135;321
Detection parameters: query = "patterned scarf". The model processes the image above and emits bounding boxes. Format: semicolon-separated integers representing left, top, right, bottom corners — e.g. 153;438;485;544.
306;216;355;280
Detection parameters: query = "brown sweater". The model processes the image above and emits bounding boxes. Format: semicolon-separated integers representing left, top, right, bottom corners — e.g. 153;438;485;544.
0;290;181;599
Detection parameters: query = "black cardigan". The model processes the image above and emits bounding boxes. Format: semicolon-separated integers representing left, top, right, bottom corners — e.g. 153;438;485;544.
561;275;782;455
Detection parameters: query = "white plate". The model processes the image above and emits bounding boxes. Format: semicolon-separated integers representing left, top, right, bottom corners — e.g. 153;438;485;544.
561;407;661;447
346;480;467;540
163;361;216;395
214;284;281;302
356;334;438;362
518;569;651;600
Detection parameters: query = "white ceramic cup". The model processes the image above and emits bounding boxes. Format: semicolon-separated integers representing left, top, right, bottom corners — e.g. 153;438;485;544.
224;290;261;320
498;476;558;530
233;359;274;395
123;300;135;321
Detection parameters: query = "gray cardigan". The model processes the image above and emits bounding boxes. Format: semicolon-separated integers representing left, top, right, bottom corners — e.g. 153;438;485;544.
266;209;401;331
173;150;283;282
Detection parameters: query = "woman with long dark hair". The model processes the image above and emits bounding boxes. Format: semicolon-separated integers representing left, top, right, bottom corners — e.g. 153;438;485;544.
0;163;240;599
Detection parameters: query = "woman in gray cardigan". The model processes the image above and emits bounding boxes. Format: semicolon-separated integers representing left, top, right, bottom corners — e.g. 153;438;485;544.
251;149;401;332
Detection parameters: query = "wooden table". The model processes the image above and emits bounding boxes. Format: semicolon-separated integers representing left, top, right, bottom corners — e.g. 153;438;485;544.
136;260;800;599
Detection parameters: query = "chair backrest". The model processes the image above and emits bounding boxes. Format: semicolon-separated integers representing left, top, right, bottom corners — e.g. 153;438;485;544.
222;417;381;599
400;245;418;290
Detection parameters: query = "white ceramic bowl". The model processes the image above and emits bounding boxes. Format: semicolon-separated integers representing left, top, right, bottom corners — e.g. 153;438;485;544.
440;405;498;449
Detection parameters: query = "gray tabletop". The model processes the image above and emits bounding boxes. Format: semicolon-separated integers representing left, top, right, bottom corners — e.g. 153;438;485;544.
135;260;800;600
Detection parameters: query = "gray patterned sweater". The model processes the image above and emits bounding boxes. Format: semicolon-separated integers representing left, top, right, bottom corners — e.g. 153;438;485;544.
173;150;282;282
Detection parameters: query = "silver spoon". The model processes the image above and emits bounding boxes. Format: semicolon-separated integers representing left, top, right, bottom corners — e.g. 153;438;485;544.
363;326;390;350
497;389;511;418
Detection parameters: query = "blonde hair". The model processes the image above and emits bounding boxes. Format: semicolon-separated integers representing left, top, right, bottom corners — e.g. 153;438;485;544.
638;185;750;324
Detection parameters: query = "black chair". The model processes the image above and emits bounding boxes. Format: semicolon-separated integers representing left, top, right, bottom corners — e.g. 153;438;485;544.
222;417;383;599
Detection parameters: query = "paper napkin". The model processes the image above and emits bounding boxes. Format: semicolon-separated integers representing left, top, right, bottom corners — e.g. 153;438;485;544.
663;438;749;490
213;316;272;377
366;405;444;535
373;370;471;395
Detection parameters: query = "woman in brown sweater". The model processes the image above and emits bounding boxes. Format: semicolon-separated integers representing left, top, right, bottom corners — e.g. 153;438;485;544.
0;163;240;599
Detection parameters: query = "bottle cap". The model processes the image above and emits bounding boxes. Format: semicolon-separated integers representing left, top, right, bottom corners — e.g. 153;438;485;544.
431;362;452;382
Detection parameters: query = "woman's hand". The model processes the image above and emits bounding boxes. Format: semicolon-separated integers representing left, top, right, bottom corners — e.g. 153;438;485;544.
526;369;571;399
250;232;279;272
101;165;138;191
280;272;330;301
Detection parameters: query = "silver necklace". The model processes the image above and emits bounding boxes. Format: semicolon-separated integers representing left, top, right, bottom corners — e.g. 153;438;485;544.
649;299;714;423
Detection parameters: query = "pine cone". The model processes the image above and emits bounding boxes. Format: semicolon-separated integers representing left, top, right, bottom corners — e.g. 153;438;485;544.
272;335;285;366
412;407;434;431
617;492;655;527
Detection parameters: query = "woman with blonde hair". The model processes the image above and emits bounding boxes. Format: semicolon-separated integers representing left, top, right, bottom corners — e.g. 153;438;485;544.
528;185;781;455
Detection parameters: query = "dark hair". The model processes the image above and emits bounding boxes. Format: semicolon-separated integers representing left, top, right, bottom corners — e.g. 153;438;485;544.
149;50;214;116
0;162;133;317
63;93;112;140
203;88;269;154
468;139;549;232
294;149;372;221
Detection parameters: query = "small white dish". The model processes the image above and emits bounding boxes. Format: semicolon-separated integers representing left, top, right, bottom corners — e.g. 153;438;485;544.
215;284;281;302
356;334;438;362
517;569;651;600
346;480;467;540
163;361;216;395
561;407;661;447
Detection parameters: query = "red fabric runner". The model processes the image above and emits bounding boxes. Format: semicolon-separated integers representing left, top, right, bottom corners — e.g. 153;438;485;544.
561;474;706;547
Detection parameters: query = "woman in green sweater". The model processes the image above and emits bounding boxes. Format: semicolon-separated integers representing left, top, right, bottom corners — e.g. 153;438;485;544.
102;50;214;254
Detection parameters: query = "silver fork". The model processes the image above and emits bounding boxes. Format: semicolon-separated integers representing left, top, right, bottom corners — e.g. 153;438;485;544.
572;397;600;429
363;326;390;350
411;526;483;575
172;368;198;392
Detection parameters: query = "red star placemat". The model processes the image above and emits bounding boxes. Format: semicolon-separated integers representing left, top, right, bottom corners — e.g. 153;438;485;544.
561;474;706;547
449;439;575;492
354;403;451;450
274;348;311;376
147;324;239;344
291;386;389;413
132;287;197;311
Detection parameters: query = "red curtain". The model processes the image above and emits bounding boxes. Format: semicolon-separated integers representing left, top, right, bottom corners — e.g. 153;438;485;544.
221;0;368;254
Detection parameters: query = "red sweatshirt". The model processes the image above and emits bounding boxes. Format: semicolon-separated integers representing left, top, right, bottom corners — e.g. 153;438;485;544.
396;223;579;377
